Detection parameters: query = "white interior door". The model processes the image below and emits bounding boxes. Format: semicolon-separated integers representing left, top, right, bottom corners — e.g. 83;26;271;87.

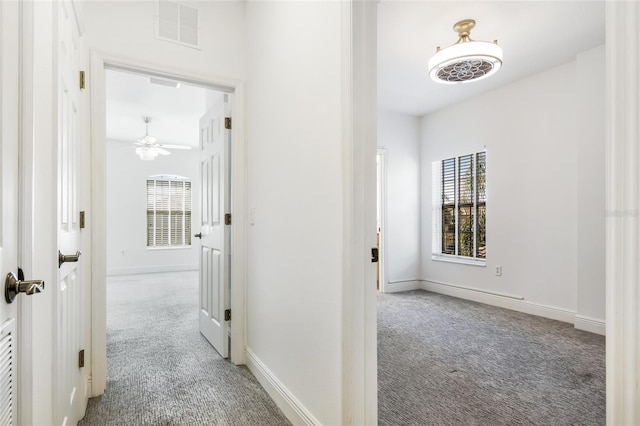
198;95;231;358
54;1;85;424
0;2;22;424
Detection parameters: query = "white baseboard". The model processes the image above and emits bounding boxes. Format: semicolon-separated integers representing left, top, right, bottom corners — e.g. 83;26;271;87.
574;314;606;335
106;264;197;276
245;348;320;426
421;280;576;325
384;279;420;293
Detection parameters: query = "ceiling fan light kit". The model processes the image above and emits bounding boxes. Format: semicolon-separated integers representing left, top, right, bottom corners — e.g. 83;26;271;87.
136;146;159;161
134;116;190;160
428;19;503;84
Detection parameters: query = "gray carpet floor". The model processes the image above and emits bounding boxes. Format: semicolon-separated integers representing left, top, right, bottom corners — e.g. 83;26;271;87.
378;290;605;426
79;271;291;426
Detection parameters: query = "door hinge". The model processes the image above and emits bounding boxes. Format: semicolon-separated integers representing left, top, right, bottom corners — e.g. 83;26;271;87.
79;70;86;90
224;309;231;321
80;211;86;229
79;349;85;368
224;117;232;130
371;247;379;263
225;213;232;225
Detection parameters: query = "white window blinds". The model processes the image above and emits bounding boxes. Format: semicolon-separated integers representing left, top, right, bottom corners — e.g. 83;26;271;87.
146;178;192;247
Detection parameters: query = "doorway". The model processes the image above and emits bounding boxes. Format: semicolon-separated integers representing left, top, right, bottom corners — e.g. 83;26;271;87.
90;55;247;396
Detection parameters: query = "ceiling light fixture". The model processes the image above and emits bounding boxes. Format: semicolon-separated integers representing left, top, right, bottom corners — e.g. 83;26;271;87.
135;117;170;161
133;117;191;160
428;19;503;84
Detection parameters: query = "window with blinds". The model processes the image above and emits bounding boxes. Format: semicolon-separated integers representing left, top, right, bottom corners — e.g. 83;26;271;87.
433;151;486;262
146;178;192;247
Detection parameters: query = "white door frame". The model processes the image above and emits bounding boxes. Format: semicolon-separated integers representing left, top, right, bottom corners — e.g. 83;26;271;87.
356;2;639;423
88;51;246;396
17;1;35;423
376;149;387;293
605;3;640;424
341;1;378;424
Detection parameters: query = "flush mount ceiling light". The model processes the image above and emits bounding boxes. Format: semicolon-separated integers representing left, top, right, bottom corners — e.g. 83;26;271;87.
428;19;503;84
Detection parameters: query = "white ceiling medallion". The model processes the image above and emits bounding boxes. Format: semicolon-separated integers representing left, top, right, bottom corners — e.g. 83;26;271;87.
428;19;503;84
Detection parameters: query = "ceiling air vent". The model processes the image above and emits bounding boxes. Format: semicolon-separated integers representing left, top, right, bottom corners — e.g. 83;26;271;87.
156;0;200;49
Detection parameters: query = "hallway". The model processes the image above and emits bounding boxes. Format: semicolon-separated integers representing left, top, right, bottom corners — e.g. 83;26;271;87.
80;272;290;425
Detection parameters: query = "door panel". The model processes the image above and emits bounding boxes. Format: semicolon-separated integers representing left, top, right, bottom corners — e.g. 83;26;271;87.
0;1;21;424
55;1;85;424
198;96;230;358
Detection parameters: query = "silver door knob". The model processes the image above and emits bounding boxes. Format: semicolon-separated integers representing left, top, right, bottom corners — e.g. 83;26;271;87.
58;250;81;268
5;272;45;303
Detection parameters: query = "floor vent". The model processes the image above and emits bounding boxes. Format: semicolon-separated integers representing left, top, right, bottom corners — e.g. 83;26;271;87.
156;0;200;49
0;319;15;426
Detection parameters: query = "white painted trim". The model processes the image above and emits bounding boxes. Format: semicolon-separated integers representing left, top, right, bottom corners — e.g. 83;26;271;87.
605;3;640;424
431;254;487;267
421;280;575;325
89;50;247;397
341;2;378;425
89;51;107;397
229;82;247;366
574;315;606;336
17;0;34;423
377;149;387;293
106;264;198;276
421;279;524;300
245;348;320;426
384;279;606;334
384;279;420;293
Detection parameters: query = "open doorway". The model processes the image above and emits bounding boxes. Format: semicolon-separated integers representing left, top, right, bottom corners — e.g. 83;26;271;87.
89;56;247;396
376;1;606;424
104;66;233;353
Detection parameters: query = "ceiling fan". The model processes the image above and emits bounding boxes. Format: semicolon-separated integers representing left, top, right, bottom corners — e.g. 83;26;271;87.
135;116;191;161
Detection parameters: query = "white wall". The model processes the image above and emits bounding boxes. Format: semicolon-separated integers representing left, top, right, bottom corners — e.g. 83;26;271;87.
419;46;605;332
105;139;200;275
576;45;606;324
245;2;344;425
82;1;245;80
377;111;421;291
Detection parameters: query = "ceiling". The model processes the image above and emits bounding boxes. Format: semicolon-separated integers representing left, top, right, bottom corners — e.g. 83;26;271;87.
378;1;606;116
106;1;606;140
106;69;217;148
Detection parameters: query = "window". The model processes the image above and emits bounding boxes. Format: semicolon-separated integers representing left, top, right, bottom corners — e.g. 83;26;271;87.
146;177;192;247
432;151;486;264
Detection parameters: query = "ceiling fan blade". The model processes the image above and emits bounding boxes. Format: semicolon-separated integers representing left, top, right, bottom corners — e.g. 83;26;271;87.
157;148;171;155
158;144;191;150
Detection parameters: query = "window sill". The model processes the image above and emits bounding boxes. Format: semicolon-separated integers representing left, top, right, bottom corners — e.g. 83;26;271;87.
431;254;486;267
147;246;192;251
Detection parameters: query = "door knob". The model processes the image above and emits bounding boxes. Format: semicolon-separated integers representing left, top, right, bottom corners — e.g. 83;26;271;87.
194;233;202;239
58;250;81;268
5;272;45;303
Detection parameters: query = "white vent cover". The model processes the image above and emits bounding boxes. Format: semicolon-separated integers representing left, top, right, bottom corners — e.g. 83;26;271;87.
0;319;15;426
156;0;200;49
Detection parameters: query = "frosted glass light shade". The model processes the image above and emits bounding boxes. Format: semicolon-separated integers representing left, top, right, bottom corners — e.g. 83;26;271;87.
428;40;503;84
136;146;159;161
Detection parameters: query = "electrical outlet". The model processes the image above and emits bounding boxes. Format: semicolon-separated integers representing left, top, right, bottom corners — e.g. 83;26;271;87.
495;266;502;276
